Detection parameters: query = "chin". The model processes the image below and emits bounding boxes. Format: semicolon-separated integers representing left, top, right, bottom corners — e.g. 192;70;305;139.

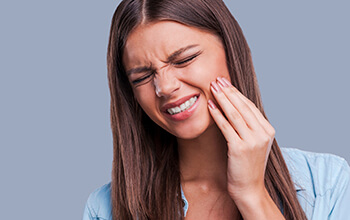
168;118;211;140
172;129;205;140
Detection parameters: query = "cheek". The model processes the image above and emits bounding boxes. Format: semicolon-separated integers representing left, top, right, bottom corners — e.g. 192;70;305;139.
207;49;230;77
183;53;229;90
134;88;157;116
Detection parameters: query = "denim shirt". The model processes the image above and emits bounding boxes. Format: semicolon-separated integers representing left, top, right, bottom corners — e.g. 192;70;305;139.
83;148;350;220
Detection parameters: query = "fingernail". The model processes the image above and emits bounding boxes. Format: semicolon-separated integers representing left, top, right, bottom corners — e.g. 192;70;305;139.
208;100;217;109
211;81;221;92
217;77;228;88
222;77;232;87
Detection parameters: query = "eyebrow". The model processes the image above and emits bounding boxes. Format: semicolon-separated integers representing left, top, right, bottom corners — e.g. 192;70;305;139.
126;44;200;76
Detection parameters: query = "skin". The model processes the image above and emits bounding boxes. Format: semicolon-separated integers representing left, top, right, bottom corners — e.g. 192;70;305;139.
123;21;284;219
123;20;230;139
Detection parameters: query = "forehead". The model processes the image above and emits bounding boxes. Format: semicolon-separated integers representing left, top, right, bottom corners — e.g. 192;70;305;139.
123;21;221;68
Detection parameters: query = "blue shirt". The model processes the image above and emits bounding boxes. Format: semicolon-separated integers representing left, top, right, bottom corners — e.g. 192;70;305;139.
83;148;350;220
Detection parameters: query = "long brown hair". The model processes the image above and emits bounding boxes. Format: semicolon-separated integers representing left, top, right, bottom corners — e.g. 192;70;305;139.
107;0;307;219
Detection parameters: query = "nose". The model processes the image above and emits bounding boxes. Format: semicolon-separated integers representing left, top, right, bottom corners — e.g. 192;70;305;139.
153;69;181;98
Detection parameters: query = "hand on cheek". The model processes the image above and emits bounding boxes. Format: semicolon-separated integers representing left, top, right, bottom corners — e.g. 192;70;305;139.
208;77;276;202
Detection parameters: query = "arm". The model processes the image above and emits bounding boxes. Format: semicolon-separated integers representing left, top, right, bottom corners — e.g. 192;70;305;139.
231;187;285;219
329;159;350;219
82;199;94;220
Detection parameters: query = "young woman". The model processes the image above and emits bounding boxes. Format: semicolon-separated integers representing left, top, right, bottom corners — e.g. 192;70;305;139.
83;0;350;219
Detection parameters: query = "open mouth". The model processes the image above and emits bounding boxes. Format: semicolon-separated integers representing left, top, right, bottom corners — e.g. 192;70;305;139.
166;95;199;115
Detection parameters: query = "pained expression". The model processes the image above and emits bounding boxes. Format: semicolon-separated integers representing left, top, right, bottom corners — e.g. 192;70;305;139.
123;21;231;139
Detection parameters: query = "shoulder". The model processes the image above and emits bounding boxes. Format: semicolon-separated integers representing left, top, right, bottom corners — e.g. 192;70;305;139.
281;147;349;193
83;182;112;220
280;147;350;219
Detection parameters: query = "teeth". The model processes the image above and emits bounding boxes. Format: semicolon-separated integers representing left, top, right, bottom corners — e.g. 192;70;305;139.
167;96;197;115
180;103;186;111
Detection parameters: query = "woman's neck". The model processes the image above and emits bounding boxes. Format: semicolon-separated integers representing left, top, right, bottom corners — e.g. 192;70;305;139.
177;124;228;189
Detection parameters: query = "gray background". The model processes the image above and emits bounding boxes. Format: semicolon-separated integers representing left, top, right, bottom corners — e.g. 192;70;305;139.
0;1;349;219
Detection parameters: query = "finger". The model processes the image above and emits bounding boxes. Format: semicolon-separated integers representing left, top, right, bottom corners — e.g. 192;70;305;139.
207;99;241;144
220;77;275;136
211;81;250;140
216;77;263;133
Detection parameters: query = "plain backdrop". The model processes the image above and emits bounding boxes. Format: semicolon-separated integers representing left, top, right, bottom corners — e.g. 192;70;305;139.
0;1;349;219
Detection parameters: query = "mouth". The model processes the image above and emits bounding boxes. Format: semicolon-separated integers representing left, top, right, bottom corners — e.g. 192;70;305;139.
166;96;198;115
161;93;200;116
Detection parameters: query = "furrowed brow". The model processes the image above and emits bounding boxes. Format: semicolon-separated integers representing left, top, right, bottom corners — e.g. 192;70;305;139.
126;44;199;75
126;65;153;76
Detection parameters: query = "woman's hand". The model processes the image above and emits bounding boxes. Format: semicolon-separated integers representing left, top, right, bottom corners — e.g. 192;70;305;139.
208;77;283;219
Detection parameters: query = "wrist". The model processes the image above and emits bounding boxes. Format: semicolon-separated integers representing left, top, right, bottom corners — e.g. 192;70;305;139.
229;185;265;207
230;187;285;220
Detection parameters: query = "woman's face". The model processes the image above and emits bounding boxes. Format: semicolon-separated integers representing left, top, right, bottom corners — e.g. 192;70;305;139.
123;21;230;139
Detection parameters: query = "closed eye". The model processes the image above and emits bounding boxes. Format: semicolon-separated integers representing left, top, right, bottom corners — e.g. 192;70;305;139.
132;71;155;85
173;51;202;66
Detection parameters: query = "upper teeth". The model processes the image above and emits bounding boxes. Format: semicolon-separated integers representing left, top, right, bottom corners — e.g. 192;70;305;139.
167;96;198;115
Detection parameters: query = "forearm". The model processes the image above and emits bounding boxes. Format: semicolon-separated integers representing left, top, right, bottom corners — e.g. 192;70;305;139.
233;187;285;220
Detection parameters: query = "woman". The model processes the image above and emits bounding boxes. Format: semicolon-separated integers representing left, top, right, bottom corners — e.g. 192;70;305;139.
83;0;350;219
